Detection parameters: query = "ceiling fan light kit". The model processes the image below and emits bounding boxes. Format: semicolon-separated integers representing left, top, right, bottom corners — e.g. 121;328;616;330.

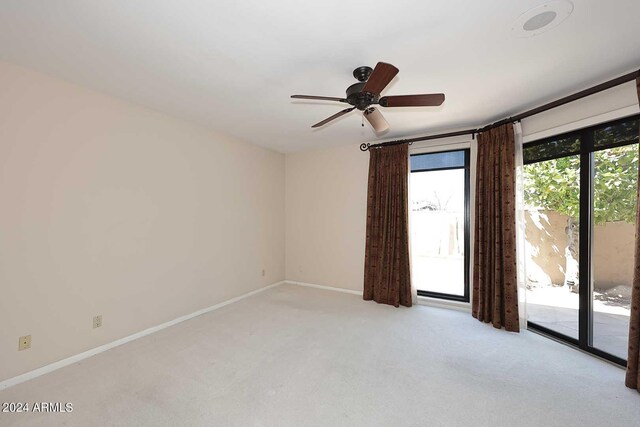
364;107;389;133
291;61;445;133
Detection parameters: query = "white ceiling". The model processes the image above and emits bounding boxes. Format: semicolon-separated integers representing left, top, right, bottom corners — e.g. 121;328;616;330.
1;0;639;152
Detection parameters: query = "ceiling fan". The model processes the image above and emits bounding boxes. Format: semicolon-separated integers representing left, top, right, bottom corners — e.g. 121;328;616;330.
291;62;445;133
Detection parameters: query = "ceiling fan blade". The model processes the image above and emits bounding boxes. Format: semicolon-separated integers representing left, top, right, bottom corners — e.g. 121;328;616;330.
311;107;356;128
291;95;347;102
379;93;445;107
363;107;390;133
362;62;399;95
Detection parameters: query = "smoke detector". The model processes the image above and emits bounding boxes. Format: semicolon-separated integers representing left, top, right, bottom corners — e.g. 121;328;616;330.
512;1;574;38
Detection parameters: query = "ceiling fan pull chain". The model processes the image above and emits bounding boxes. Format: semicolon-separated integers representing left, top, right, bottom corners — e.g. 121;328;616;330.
361;114;364;127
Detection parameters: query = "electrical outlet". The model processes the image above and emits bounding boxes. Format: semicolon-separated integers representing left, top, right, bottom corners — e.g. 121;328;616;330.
261;269;266;277
18;335;31;351
93;315;103;329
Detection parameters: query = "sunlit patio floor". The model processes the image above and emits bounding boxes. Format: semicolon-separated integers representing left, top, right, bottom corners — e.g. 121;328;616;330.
526;285;630;360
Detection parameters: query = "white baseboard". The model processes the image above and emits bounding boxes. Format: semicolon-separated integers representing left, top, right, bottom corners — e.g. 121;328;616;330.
2;280;463;390
0;281;286;391
286;280;472;313
285;280;363;296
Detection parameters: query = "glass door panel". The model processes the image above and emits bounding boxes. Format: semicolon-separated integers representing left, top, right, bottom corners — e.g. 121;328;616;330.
524;155;580;340
410;169;466;296
591;144;638;358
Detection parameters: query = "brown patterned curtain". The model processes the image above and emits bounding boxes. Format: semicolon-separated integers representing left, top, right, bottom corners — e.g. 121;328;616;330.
626;77;640;391
363;143;412;307
473;124;519;332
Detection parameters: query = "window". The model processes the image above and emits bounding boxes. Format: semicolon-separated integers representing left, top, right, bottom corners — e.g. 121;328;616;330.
523;115;639;365
409;149;470;302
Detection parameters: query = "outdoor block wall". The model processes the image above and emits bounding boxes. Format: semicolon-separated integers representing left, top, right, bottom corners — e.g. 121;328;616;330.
525;210;635;290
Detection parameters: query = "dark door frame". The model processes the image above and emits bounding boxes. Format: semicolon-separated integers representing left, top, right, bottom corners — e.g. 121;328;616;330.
524;114;639;367
409;148;471;303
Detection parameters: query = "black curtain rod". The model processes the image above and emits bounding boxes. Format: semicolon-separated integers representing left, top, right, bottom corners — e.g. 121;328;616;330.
359;129;476;151
360;68;640;152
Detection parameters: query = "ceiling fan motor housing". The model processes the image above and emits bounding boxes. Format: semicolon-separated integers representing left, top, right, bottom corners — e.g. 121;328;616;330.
347;66;378;110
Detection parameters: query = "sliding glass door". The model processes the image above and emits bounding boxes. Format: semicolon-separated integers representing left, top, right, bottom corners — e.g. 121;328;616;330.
524;152;580;340
524;115;639;365
409;149;470;301
591;138;638;359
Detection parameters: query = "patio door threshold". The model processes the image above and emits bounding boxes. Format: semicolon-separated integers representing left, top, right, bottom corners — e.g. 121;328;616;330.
527;321;627;367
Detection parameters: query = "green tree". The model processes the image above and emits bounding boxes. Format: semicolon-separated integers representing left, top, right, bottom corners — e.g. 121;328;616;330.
524;144;638;224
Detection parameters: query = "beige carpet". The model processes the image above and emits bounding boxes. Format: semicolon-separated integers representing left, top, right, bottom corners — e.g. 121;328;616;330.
0;283;638;426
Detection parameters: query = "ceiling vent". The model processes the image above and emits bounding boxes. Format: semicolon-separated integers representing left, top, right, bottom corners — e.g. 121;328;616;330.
512;1;574;38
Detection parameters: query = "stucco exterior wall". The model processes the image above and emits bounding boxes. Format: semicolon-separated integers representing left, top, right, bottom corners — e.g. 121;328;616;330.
525;210;635;290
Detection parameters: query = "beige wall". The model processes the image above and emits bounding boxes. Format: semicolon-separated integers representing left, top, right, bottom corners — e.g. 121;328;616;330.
593;221;636;289
525;210;568;286
0;62;285;381
525;210;635;290
284;137;474;295
285;143;369;291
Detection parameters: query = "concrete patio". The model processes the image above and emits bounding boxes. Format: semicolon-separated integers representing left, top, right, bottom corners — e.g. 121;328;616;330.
526;285;630;360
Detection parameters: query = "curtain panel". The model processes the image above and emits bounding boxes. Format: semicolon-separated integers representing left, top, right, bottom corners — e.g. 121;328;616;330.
363;143;412;307
626;77;640;391
473;124;520;332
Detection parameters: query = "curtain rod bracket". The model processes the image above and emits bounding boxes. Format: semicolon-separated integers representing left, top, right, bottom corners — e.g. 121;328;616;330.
360;140;412;151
